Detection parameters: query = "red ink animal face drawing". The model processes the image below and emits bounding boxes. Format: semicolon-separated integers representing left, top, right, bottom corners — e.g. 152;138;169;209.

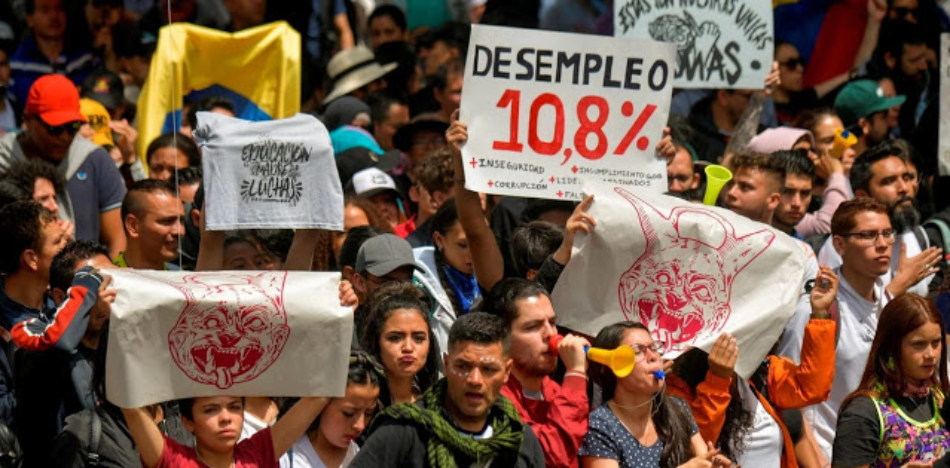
615;188;774;351
166;272;290;389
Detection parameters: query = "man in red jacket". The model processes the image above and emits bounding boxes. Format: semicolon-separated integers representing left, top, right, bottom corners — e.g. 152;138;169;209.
483;278;590;468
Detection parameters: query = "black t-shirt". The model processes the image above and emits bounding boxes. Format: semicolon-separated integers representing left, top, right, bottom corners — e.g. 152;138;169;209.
833;394;937;467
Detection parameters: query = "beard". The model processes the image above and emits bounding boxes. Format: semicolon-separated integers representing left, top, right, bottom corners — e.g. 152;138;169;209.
890;196;920;233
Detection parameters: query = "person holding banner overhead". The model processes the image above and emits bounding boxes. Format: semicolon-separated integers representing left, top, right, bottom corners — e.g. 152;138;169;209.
580;321;732;468
122;395;333;468
667;265;839;468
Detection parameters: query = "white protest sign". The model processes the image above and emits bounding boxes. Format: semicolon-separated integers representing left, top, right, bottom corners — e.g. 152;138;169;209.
550;184;806;378
614;0;773;88
106;270;352;408
940;34;950;176
460;25;675;201
195;112;344;231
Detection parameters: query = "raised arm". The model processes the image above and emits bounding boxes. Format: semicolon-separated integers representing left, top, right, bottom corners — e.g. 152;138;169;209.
768;267;838;409
195;205;225;271
283;230;321;271
270;396;331;457
11;269;108;352
448;111;505;290
721;62;779;168
121;406;165;468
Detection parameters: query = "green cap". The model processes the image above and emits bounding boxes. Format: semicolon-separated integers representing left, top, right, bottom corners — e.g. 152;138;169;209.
834;80;906;127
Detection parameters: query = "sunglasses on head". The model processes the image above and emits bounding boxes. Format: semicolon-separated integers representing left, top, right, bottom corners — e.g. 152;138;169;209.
780;57;804;69
43;121;83;136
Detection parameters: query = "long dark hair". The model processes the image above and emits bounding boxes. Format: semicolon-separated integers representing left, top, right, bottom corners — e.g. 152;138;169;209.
672;348;753;462
429;199;464;315
842;294;950;410
358;281;440;406
591;322;695;467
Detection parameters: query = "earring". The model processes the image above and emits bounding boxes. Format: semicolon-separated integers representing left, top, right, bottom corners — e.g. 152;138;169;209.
886;357;895;371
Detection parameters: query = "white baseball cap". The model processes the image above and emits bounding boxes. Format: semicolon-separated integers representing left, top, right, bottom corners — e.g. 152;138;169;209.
351;167;400;198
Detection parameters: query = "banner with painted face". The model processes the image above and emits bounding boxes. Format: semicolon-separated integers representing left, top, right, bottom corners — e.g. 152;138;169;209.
460;25;676;201
614;0;773;88
106;270;352;408
550;184;806;378
195;112;344;231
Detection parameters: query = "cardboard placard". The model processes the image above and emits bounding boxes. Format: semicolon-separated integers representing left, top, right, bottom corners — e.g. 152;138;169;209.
460;25;675;201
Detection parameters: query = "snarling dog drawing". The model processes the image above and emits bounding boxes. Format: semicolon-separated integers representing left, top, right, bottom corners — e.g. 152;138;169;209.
164;272;291;389
615;188;774;351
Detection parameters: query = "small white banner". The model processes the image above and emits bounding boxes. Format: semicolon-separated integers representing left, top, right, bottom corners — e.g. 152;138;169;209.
551;184;806;378
460;25;675;201
106;270;352;408
195;112;344;230
614;0;773;89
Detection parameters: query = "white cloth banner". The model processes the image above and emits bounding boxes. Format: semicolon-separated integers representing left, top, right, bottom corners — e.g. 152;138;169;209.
551;184;806;378
195;112;344;230
614;0;773;89
106;270;352;408
460;25;675;201
939;34;950;176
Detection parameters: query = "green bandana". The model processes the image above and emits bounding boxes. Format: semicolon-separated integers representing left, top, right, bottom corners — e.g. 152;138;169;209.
368;378;525;467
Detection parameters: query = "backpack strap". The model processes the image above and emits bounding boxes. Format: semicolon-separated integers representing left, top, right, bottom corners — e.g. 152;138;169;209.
914;225;931;250
925;218;950;254
88;409;102;466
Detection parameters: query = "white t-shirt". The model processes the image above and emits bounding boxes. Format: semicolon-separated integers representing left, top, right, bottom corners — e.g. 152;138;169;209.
280;435;359;468
735;381;783;468
778;269;888;459
242;412;292;465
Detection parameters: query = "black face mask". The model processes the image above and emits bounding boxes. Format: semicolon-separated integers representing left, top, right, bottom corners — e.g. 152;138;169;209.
0;86;7;101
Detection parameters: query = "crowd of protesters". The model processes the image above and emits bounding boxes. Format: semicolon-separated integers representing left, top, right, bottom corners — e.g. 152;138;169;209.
0;0;949;467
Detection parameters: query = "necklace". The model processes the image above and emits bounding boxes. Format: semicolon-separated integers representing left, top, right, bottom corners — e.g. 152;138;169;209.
195;445;235;468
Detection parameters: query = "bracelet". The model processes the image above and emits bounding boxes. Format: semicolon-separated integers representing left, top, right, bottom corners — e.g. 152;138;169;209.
565;371;588;380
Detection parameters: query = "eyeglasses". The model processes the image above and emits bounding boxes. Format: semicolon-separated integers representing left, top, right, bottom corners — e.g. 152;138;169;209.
43;121;83;136
839;229;897;245
630;341;667;361
667;174;694;184
779;57;804;70
892;6;919;18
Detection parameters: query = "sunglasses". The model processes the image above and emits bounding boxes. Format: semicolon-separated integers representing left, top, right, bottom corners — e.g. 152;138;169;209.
780;57;804;69
43;121;83;136
892;6;919;18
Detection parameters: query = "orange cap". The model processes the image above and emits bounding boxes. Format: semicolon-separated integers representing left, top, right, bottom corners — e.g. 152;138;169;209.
25;75;87;126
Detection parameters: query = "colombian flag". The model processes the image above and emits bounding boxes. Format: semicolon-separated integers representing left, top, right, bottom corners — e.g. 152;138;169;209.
136;22;301;159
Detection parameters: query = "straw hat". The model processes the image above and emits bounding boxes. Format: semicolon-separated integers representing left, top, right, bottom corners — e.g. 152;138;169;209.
323;46;397;105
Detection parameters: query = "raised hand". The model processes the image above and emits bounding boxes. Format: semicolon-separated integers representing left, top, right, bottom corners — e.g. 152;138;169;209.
809;266;839;318
707;333;738;379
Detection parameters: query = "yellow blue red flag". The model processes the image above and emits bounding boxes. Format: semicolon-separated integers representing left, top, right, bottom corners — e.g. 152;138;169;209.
136;22;301;159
